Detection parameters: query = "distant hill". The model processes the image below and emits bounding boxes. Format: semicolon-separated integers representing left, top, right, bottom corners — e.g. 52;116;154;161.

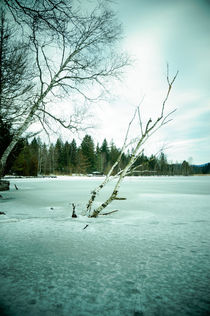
191;162;210;174
193;162;210;167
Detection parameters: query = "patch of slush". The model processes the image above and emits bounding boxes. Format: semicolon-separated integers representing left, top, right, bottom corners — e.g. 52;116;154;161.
0;176;210;315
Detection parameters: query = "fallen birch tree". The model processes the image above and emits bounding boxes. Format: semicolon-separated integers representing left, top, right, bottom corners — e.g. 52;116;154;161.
84;67;178;218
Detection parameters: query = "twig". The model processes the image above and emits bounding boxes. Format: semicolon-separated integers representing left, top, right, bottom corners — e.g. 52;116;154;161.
100;210;119;216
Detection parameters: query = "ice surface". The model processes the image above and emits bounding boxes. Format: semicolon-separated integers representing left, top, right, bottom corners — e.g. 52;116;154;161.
0;176;210;315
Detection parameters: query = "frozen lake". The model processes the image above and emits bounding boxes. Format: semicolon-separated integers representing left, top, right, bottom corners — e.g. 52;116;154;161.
0;176;210;315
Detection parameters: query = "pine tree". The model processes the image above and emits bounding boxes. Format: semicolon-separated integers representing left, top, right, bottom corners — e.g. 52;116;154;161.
100;139;109;174
76;149;90;174
69;139;77;172
95;143;102;173
158;152;168;175
63;141;72;174
29;138;39;175
48;144;55;174
181;160;190;176
11;140;32;176
81;135;95;173
54;138;65;173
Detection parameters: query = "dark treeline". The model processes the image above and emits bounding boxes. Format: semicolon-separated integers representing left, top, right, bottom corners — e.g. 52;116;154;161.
6;135;210;176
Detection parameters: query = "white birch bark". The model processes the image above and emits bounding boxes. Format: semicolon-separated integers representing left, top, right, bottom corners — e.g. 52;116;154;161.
88;67;178;217
0;45;85;177
85;108;139;214
0;63;63;176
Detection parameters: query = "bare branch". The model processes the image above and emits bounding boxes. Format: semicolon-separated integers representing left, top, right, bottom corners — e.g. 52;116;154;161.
137;95;145;136
40;45;53;80
35;113;51;143
0;1;129;176
86;67;178;218
161;65;178;117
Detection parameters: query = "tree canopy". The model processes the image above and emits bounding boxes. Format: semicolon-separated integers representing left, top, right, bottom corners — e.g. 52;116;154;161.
0;0;129;176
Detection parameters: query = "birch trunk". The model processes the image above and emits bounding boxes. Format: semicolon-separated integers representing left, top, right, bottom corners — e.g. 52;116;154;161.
86;160;121;214
90;140;143;217
0;92;47;177
0;52;72;177
0;112;33;177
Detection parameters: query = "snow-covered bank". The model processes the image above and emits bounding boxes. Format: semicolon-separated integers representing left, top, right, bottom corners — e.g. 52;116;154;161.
0;176;210;315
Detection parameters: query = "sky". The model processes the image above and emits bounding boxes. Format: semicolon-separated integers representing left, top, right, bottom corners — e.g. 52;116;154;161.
88;0;210;164
25;0;210;165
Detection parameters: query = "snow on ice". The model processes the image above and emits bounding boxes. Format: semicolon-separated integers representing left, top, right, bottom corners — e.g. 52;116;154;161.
0;176;210;315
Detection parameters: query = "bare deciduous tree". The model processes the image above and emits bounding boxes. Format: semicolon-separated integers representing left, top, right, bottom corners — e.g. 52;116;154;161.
0;10;33;124
0;0;129;177
84;67;178;218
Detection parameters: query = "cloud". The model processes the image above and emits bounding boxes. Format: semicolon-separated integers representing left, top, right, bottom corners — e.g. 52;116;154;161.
30;0;210;165
166;136;210;164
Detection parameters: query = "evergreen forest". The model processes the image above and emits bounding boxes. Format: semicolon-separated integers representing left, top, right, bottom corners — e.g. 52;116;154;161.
2;134;209;177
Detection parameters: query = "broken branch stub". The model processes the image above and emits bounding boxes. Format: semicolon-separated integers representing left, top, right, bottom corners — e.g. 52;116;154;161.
72;203;77;218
